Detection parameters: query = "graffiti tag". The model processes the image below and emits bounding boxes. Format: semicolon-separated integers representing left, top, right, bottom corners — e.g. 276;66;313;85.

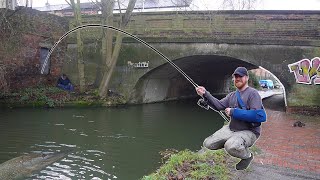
288;57;320;85
127;61;149;68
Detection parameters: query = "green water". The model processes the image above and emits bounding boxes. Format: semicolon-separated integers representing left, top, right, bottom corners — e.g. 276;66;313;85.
0;100;223;179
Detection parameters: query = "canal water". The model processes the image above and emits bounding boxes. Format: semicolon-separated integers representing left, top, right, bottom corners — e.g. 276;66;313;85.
0;100;224;179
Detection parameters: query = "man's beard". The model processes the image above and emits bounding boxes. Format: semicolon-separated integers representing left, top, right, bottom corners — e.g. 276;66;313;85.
234;80;246;89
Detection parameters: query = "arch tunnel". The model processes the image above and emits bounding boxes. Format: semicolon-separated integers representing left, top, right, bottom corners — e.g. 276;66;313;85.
129;55;259;103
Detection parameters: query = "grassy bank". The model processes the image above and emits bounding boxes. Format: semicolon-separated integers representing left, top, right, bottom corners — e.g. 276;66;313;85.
0;86;126;108
142;149;235;180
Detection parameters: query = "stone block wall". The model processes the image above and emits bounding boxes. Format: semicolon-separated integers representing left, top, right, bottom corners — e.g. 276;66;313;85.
74;10;320;46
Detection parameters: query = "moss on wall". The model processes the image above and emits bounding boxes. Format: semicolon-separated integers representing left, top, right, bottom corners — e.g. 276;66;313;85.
287;84;320;106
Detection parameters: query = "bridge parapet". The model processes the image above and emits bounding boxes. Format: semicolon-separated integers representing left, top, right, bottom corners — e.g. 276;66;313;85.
75;10;320;46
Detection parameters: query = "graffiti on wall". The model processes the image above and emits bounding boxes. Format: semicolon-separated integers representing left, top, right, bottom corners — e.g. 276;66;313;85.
288;57;320;85
127;61;149;68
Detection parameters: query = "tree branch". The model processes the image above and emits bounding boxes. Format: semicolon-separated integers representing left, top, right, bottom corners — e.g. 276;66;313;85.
121;0;137;27
64;0;72;7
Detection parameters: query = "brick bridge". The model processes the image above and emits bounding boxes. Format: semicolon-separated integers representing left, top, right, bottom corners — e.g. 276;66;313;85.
65;10;320;108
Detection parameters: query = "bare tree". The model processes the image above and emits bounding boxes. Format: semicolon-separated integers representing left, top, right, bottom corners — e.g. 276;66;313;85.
66;0;86;93
98;0;137;98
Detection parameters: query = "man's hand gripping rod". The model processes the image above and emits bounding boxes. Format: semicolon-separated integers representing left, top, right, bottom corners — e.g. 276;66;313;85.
197;96;230;122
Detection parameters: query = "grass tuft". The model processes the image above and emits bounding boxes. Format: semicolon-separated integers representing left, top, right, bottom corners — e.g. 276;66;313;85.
142;149;233;180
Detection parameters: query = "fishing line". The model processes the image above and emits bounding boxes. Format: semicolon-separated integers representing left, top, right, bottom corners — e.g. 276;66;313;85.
40;24;229;122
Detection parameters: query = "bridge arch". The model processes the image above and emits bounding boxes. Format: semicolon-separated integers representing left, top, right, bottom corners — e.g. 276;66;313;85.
129;55;259;103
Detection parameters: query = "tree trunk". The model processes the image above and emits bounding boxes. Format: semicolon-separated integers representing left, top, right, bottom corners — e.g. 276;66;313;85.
98;33;123;97
95;0;114;87
98;0;137;98
71;0;85;93
101;0;114;66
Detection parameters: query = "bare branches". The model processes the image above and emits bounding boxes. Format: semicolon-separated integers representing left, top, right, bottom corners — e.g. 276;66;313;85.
64;0;72;7
222;0;260;10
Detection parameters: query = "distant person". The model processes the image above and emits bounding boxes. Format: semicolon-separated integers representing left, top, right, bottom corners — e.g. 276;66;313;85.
196;67;267;170
57;74;74;91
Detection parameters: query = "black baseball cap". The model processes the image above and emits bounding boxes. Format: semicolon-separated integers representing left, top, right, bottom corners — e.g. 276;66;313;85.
233;67;248;77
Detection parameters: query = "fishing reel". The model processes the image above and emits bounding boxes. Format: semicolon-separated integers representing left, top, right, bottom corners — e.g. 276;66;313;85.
197;98;209;110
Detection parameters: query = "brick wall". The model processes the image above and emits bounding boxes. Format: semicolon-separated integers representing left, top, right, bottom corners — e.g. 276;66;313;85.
0;8;69;92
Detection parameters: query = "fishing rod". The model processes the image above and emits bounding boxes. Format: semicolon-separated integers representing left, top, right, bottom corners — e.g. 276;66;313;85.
40;24;229;122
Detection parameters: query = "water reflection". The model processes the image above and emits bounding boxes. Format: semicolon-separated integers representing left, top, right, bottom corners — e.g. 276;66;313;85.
0;101;223;179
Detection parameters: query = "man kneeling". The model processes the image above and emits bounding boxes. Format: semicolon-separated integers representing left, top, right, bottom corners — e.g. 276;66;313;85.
196;67;267;170
57;74;74;91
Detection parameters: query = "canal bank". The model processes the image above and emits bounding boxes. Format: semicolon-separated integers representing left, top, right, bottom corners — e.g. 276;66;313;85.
0;86;282;108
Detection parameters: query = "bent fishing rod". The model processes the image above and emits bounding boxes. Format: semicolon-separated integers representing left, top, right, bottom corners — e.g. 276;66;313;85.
40;24;229;122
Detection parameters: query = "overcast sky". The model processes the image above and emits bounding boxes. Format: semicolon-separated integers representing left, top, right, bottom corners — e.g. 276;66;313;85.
196;0;320;10
28;0;320;10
